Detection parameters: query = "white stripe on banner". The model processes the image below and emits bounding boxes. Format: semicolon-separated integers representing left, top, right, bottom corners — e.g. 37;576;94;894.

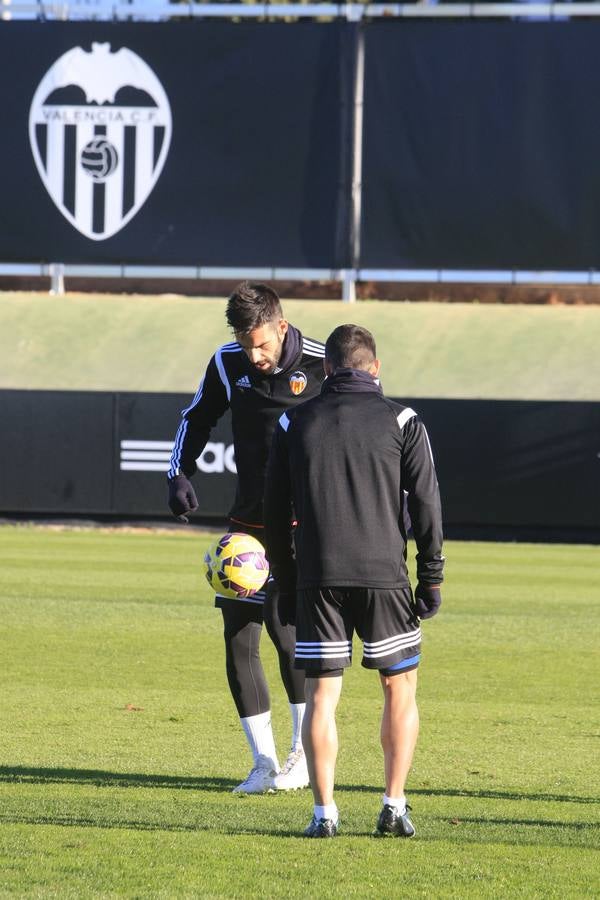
46;122;65;211
75;122;95;235
122;441;174;450
103;123;125;238
121;451;172;461
120;461;171;471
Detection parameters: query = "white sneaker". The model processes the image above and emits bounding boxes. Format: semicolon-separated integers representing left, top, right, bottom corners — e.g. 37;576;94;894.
272;747;310;791
232;754;278;794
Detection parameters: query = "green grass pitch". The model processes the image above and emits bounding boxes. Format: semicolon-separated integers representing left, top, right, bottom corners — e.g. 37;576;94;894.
0;524;598;897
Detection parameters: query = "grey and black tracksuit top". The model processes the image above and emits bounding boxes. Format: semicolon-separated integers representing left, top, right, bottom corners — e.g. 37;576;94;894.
168;325;326;527
264;368;444;591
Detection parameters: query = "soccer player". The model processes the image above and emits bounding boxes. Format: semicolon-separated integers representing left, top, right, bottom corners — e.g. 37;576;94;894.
167;282;326;793
264;324;444;837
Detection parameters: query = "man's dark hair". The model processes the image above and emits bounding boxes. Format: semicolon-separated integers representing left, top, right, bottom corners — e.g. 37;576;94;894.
325;324;377;371
226;281;284;334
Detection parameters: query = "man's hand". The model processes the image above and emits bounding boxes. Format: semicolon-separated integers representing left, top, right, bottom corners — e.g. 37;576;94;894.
168;474;198;523
414;583;442;620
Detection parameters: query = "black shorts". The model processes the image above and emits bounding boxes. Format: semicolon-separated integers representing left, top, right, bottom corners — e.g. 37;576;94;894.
295;586;421;675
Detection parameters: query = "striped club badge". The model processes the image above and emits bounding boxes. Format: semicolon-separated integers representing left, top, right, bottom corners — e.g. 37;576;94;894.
29;42;172;241
289;371;308;395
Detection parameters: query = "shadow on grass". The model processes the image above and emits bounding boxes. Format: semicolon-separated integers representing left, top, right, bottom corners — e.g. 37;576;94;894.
0;811;597;846
0;766;236;791
453;816;596;831
1;766;597;807
342;784;600;805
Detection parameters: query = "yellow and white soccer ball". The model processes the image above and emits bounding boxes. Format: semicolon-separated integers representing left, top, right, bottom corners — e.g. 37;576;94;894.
204;532;269;599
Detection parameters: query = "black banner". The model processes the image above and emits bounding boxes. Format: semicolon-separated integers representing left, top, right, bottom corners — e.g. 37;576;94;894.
361;21;600;270
0;22;352;267
412;398;600;532
113;393;236;518
0;390;115;514
5;21;600;271
1;390;598;538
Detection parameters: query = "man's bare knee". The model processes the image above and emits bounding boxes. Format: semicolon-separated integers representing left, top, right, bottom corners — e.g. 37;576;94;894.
380;668;418;697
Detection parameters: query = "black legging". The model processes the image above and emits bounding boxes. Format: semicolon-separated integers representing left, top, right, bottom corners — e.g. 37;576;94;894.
222;582;305;718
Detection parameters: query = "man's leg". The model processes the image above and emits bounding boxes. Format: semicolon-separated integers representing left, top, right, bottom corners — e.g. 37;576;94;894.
222;603;279;793
302;673;343;836
375;668;419;836
263;582;309;789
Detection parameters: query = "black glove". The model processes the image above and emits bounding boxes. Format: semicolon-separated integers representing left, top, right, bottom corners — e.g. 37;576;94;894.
168;474;198;523
414;583;442;620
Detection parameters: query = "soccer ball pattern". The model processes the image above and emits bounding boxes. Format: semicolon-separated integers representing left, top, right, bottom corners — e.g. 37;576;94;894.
80;137;119;181
204;532;269;599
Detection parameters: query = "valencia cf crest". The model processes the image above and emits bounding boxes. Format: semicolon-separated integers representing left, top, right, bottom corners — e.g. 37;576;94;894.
29;43;172;241
289;371;307;396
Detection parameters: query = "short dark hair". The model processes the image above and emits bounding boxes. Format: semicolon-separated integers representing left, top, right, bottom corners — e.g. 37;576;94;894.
225;281;283;334
325;324;377;371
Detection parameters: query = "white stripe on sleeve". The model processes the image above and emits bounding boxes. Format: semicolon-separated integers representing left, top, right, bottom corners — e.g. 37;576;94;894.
214;349;232;401
168;418;188;477
397;408;416;430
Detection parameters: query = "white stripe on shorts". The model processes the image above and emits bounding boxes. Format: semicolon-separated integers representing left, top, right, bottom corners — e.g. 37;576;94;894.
363;629;422;659
363;628;421;651
295;639;352;659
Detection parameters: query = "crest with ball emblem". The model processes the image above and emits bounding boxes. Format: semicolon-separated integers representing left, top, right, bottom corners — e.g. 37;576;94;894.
29;42;172;241
289;371;308;396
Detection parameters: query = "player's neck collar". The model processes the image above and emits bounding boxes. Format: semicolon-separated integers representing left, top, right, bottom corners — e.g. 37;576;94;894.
276;324;302;373
322;368;383;394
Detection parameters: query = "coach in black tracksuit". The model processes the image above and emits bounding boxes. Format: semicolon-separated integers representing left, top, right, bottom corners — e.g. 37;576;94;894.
167;282;326;794
264;323;444;838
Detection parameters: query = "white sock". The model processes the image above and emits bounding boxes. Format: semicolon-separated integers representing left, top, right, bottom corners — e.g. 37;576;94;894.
240;711;279;769
314;803;338;823
290;702;305;750
383;793;406;813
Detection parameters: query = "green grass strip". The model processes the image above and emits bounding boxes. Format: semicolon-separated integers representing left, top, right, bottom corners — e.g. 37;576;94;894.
1;292;599;399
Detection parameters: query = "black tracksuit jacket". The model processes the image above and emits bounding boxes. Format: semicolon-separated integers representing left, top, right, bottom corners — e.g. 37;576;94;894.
168;325;326;527
264;368;444;590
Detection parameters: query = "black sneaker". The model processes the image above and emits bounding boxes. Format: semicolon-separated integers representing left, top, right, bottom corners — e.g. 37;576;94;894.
373;803;415;838
304;815;339;838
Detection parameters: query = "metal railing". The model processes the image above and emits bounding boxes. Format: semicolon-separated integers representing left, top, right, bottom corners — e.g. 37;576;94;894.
1;263;597;300
3;0;600;20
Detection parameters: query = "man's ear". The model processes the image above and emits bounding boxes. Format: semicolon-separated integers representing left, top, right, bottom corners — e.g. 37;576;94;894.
278;318;289;339
324;359;334;376
369;358;381;377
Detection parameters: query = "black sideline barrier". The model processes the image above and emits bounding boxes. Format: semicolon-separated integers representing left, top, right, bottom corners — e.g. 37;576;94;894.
1;390;598;539
4;22;600;270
